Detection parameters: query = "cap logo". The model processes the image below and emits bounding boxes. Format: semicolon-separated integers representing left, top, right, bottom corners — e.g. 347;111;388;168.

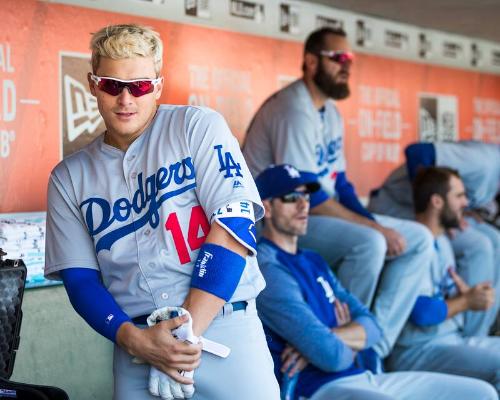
284;165;300;178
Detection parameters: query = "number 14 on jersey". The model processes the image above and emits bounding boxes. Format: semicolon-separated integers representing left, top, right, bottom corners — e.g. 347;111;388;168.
164;205;210;264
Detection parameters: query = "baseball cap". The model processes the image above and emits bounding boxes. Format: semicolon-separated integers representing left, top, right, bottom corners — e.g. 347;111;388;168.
255;164;321;200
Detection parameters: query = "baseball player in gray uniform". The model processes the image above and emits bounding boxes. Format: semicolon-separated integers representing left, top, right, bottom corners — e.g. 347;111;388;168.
44;24;279;400
243;27;434;359
388;166;500;395
369;141;500;336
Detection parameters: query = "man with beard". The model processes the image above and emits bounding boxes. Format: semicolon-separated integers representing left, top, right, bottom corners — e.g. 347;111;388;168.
243;27;434;360
369;141;500;337
387;166;500;394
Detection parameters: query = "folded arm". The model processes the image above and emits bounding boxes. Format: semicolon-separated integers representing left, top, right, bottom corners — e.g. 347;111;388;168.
257;262;356;372
322;259;382;350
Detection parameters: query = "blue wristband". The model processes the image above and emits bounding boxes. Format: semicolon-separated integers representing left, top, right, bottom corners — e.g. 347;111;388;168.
335;172;375;220
190;243;246;302
410;295;448;327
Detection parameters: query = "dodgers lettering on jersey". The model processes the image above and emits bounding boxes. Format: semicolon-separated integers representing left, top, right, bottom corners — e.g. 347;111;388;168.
432;238;458;299
316;137;343;180
244;79;346;198
45;105;265;317
81;158;196;253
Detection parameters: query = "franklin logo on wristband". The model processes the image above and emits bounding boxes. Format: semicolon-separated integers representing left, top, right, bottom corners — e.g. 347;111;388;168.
197;251;213;278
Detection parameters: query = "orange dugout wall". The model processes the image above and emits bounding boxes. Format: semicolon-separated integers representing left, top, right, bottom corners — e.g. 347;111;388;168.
1;0;500;213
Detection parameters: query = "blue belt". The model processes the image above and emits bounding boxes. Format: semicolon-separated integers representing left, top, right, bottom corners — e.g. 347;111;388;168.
132;301;248;325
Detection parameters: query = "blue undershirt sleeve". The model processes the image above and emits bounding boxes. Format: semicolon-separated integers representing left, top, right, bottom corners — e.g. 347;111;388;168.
409;295;448;327
257;261;355;372
405;143;436;181
310;188;329;208
334;172;375;220
60;268;131;343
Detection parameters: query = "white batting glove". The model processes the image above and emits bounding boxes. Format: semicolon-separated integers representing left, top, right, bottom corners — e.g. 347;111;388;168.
147;307;198;344
149;367;194;399
147;307;199;399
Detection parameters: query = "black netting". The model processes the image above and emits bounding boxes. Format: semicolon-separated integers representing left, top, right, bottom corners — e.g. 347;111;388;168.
0;257;26;379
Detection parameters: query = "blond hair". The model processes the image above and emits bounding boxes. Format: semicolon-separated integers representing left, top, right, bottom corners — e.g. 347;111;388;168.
90;24;163;75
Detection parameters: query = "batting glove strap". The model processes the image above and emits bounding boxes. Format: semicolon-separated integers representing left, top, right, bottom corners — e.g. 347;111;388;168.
147;306;230;358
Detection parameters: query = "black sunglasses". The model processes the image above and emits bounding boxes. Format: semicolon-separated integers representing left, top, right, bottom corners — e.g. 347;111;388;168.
280;191;310;203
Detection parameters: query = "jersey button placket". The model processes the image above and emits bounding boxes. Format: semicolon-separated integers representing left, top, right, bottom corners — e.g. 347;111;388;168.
121;150;156;308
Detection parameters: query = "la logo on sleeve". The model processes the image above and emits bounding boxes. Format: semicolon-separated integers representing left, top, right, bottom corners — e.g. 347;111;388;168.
214;144;243;178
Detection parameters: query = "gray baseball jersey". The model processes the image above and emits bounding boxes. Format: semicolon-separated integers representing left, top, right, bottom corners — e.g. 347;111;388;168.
435;141;500;208
45;105;265;318
244;79;345;197
396;234;463;347
370;141;500;218
368;164;415;219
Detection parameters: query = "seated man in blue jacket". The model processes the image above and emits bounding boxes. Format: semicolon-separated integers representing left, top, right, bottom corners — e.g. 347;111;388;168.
254;164;496;400
388;166;500;395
